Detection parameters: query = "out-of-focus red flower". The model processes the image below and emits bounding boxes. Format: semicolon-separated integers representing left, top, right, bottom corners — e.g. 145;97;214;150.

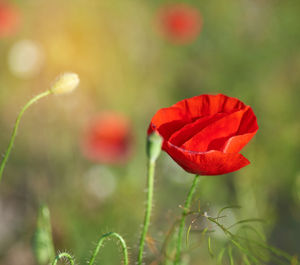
0;2;20;38
148;94;258;175
81;112;133;164
157;3;202;44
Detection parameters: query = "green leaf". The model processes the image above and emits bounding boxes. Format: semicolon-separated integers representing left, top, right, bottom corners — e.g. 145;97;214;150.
217;205;241;219
237;225;266;241
186;224;192;246
227;218;265;230
228;245;235;265
208;236;214;257
243;255;252;265
217;247;226;264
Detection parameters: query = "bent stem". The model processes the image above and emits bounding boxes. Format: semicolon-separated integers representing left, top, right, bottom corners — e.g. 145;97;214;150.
174;174;200;265
137;160;156;265
88;232;129;265
0;90;52;183
52;252;75;265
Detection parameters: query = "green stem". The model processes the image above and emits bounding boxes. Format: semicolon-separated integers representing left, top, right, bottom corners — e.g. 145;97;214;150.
138;160;156;265
88;232;129;265
52;252;75;265
0;90;52;183
174;174;200;265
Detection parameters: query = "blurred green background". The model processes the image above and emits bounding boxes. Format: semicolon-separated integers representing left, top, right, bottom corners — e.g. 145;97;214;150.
0;0;299;264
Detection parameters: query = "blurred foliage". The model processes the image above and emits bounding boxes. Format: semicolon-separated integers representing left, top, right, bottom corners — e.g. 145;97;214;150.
0;0;299;264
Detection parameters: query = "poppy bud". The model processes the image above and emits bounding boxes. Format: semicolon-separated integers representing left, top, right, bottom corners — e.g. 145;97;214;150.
32;204;55;265
146;132;163;163
50;72;79;95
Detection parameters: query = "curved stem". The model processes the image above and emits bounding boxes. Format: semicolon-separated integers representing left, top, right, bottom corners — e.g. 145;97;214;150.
52;252;75;265
137;160;156;265
88;232;129;265
0;90;52;183
174;174;200;265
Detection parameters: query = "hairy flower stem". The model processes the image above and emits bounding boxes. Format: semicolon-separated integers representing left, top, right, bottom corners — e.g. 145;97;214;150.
138;160;156;265
88;232;129;265
52;252;75;265
174;174;200;265
0;90;52;183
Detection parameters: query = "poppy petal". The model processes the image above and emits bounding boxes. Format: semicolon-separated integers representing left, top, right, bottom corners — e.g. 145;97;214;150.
166;142;250;175
148;106;191;140
174;94;246;119
169;113;227;146
181;108;249;152
237;107;259;134
222;133;256;153
222;108;259;153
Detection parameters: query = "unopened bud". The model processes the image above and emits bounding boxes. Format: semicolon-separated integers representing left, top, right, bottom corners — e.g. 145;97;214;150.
146;132;163;163
32;204;55;265
50;72;79;95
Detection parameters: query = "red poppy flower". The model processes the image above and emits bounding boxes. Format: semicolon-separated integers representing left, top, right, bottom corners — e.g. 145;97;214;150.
81;112;133;164
157;3;202;44
0;2;20;38
148;94;258;175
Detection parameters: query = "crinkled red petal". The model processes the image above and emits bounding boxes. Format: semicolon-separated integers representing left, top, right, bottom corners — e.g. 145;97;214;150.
166;142;250;175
